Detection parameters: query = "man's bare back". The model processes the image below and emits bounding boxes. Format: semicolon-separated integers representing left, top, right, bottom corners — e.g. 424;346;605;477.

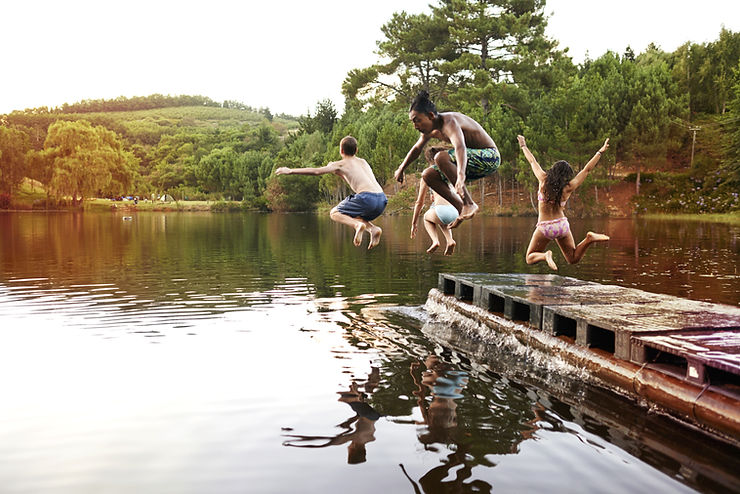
423;112;496;150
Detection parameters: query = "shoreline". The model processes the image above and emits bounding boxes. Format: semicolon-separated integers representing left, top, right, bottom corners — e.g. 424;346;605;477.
3;206;739;223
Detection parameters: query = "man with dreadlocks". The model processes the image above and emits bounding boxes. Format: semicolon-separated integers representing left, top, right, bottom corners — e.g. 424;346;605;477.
394;90;501;229
517;135;611;270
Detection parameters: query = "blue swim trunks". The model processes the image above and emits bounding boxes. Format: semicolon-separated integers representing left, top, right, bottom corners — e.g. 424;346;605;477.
336;191;387;221
430;204;459;225
433;147;501;184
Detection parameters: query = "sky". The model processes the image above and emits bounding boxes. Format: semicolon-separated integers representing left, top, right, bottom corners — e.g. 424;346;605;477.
2;0;739;116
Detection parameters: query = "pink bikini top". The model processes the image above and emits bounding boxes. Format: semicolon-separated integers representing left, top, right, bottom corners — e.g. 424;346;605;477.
538;189;567;208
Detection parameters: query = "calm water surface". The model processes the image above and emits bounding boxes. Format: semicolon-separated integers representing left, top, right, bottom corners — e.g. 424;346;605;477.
0;211;738;494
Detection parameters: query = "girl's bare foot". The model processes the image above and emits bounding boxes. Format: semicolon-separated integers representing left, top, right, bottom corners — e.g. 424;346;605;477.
545;250;558;270
586;232;610;243
368;226;382;250
426;242;440;254
443;240;456;256
353;224;366;247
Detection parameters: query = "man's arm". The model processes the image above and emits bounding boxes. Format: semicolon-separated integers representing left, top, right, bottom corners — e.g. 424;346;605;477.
517;135;546;182
275;161;339;176
395;135;430;183
445;119;467;197
567;138;610;190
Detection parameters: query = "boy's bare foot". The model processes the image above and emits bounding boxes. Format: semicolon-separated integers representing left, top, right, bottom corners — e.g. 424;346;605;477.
353;224;366;247
443;240;456;256
368;226;382;250
426;242;440;254
586;232;610;243
544;250;558;270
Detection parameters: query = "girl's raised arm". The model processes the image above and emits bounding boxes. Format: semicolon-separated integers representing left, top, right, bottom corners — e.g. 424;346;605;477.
568;138;610;190
517;135;546;182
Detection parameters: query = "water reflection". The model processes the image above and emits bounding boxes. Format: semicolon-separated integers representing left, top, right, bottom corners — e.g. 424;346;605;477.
283;367;381;464
400;356;493;493
0;212;738;493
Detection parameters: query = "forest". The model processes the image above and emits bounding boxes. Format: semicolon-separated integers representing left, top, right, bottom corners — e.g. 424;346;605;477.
1;0;738;215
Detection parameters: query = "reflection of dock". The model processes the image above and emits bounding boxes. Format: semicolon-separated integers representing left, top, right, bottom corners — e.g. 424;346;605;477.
432;273;740;440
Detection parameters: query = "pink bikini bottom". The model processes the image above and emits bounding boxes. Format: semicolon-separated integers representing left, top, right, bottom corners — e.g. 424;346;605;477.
537;217;570;240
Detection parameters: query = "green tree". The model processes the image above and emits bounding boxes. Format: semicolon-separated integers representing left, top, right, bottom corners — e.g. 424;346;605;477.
343;10;455;108
721;67;740;184
298;99;338;135
0;126;31;195
42;120;139;204
434;0;557;114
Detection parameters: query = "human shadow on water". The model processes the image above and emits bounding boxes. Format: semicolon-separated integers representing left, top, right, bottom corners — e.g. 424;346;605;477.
282;367;382;464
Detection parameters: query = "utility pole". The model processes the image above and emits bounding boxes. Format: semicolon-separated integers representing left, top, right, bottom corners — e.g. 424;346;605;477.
689;126;701;167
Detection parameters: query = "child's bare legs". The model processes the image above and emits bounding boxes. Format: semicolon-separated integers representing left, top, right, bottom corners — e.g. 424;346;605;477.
556;231;610;264
330;208;368;247
526;229;558;270
439;220;456;256
423;209;441;253
423;209;456;255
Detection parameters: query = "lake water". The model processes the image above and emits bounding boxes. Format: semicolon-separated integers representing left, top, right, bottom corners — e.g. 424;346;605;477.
0;211;738;493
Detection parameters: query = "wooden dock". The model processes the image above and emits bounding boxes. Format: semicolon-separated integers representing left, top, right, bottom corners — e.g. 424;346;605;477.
436;273;740;414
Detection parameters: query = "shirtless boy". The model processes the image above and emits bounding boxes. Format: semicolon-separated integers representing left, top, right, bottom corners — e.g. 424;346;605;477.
394;90;501;228
275;136;387;249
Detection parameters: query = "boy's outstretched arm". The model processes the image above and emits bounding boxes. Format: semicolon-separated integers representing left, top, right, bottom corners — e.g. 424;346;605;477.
275;162;339;176
517;135;546;182
568;138;610;189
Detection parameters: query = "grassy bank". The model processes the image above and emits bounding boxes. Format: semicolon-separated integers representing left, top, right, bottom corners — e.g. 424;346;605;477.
639;212;740;224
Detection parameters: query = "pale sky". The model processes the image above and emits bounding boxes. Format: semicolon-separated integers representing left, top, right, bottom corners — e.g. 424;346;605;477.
2;0;739;116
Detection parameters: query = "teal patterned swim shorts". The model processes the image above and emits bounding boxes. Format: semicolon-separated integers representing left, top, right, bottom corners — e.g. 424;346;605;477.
433;147;501;184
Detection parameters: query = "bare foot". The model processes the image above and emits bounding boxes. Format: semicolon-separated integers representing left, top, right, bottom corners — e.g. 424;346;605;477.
426;242;440;254
353;224;366;247
443;240;456;256
368;226;382;250
448;203;479;229
544;250;558;270
460;202;479;220
447;216;463;229
586;232;610;243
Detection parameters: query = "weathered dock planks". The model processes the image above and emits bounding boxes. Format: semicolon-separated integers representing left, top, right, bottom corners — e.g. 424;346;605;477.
438;273;740;395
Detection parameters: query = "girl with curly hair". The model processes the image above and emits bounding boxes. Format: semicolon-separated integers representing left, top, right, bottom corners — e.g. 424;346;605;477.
517;135;611;270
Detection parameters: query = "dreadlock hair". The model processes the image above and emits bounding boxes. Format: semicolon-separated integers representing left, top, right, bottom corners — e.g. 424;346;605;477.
410;90;438;115
543;160;574;205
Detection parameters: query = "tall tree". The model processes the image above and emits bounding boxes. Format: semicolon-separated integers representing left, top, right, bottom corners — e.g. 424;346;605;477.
343;11;456;108
433;0;557;113
0;126;31;195
42;120;138;204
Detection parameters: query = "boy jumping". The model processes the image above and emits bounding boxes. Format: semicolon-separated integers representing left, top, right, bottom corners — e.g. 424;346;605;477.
275;136;387;249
